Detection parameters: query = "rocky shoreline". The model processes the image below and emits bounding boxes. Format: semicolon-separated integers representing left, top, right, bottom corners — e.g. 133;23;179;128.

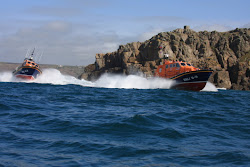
80;26;250;90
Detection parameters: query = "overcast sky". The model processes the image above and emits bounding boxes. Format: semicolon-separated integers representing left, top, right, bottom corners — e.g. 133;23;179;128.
0;0;249;66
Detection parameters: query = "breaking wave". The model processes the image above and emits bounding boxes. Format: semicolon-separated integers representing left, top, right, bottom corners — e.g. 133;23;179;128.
0;68;217;91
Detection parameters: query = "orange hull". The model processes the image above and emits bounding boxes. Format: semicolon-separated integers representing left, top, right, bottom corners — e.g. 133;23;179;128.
15;74;35;80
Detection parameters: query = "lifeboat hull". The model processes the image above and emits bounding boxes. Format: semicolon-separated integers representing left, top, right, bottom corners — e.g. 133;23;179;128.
171;81;207;91
170;70;213;91
13;67;42;80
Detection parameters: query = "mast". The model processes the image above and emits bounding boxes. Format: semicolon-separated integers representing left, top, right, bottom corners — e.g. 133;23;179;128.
30;48;35;59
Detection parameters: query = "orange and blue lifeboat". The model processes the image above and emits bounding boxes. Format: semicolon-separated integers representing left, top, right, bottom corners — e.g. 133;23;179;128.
155;60;213;91
13;59;42;80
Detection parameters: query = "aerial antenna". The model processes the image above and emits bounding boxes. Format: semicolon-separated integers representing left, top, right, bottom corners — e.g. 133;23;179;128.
31;48;35;56
37;50;44;63
25;48;30;59
28;47;35;61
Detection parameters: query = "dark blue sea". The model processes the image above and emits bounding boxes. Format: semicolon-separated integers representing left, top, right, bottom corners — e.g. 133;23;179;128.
0;70;249;167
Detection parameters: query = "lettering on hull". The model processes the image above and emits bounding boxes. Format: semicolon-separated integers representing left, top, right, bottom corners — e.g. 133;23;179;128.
183;75;198;81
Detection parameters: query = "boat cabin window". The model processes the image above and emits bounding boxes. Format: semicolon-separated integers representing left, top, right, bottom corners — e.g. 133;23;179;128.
170;64;172;68
166;65;168;69
159;68;162;72
27;61;31;64
173;64;176;67
181;63;186;66
176;63;180;67
187;63;192;66
32;63;35;65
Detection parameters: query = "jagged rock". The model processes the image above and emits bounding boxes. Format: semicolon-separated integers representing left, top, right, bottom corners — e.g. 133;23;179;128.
80;26;250;90
79;64;98;81
213;71;232;89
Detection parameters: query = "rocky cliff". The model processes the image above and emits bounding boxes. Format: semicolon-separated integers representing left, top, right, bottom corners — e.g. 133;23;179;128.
80;26;250;90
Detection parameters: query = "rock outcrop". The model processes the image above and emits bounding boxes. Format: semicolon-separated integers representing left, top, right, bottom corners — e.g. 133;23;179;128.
80;26;250;90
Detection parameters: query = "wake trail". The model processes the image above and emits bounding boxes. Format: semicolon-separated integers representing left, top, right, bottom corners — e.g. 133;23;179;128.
0;68;218;91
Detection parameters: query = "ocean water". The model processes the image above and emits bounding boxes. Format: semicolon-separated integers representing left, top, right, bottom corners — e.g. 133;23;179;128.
0;69;249;167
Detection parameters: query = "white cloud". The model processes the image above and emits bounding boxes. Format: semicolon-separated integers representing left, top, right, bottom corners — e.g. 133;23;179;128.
137;26;179;42
242;23;250;28
26;6;83;17
0;21;124;66
44;21;72;32
102;42;119;53
193;24;233;32
138;28;164;41
134;16;189;23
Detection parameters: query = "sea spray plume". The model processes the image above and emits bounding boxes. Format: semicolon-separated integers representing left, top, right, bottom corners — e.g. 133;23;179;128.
201;82;218;92
35;68;74;85
35;70;174;89
0;71;15;82
35;69;93;86
0;71;29;83
93;73;175;89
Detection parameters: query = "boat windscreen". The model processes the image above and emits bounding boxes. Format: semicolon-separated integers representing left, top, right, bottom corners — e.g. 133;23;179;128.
181;63;186;66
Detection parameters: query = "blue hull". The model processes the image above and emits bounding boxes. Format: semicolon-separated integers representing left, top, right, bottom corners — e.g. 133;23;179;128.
170;70;213;91
13;67;42;80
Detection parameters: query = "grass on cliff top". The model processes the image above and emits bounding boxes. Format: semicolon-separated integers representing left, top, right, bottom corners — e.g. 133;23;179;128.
239;51;250;62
